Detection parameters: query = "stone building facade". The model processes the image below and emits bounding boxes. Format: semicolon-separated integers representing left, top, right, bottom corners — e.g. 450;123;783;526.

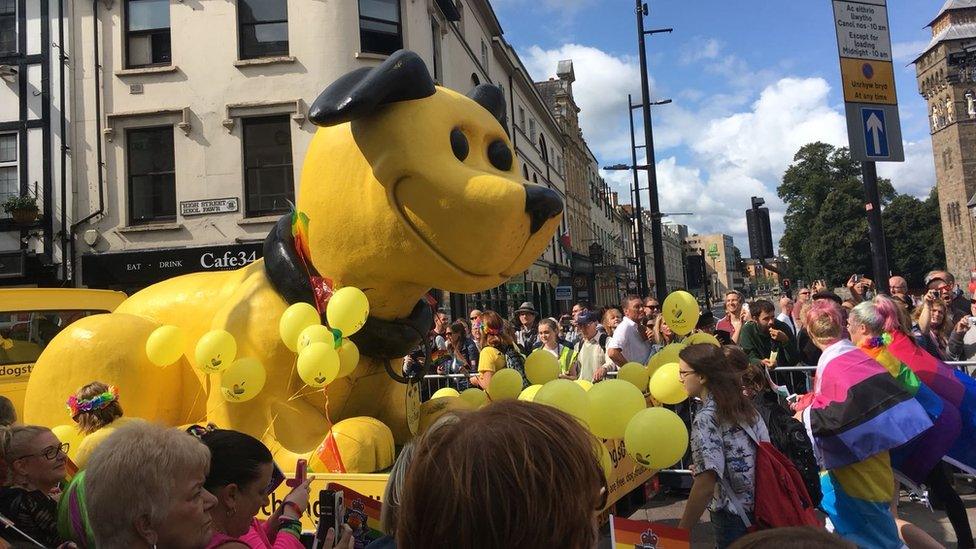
915;0;976;286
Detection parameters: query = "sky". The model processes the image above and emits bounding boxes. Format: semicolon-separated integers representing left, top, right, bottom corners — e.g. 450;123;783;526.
490;0;940;257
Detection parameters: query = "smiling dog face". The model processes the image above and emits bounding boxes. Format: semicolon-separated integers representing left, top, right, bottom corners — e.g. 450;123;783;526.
299;51;563;293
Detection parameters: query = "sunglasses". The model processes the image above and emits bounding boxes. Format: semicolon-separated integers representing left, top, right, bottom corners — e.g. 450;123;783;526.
16;442;69;461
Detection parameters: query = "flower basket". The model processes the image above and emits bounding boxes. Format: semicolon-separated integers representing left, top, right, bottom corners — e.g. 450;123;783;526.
11;208;38;225
3;195;39;225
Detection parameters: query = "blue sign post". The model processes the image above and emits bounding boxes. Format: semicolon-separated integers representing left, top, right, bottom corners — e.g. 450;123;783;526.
861;107;889;158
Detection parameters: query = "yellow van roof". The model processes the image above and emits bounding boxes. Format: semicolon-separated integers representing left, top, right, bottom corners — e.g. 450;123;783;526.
0;288;127;312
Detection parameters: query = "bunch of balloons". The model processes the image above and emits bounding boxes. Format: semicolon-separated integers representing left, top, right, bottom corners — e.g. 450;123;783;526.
280;287;369;389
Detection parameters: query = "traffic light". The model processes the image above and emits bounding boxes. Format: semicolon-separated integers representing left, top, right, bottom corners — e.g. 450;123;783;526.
746;202;774;260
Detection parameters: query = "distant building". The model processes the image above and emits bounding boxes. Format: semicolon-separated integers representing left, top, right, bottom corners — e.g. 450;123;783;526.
685;233;738;297
914;0;976;287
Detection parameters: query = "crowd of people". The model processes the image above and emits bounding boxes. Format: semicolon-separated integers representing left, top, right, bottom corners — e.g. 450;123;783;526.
0;270;973;548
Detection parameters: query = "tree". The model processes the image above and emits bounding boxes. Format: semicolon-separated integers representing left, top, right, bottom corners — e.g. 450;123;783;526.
778;143;898;286
882;188;946;287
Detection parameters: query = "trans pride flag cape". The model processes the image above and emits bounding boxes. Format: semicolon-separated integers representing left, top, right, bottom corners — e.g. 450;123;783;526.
806;339;932;470
887;330;976;475
861;342;961;484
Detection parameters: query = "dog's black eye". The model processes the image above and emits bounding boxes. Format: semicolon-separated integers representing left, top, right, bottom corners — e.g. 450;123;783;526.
487;140;512;171
450;129;469;161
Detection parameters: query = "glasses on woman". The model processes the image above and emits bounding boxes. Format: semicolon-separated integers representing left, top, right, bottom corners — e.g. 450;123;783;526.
678;369;697;379
15;442;69;461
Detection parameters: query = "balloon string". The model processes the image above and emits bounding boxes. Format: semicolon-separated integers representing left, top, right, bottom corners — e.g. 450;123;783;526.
183;384;204;424
321;386;346;474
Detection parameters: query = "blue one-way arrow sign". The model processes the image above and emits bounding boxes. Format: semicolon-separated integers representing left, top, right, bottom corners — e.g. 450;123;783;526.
861;107;889;158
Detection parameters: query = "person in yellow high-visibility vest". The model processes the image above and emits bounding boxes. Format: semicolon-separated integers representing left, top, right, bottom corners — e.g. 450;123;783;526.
536;318;578;379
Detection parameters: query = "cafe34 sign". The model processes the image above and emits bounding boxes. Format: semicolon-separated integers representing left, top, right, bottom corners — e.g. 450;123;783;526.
832;0;904;161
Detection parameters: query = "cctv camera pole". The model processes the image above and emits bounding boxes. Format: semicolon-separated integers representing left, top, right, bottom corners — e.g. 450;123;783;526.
635;0;669;302
862;160;890;294
627;94;649;298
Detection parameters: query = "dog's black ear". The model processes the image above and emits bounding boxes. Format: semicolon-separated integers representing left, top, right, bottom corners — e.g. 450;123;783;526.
467;84;507;128
309;50;436;127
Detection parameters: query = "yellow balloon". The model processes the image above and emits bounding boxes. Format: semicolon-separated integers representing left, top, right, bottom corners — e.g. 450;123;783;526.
51;424;82;461
624;407;689;469
599;444;614;480
297;342;341;388
575;379;593;391
327;287;370;337
431;387;460;399
336;340;360;378
587;379;646;440
684;332;720;347
617;362;649;391
459;388;488;408
194;330;237;374
662;291;700;336
647;342;686;377
279;303;321;352
524;350;559;385
487;369;524;401
297;324;335;353
145;325;185;367
518;384;543;401
535;379;589;425
649;362;688;405
220;357;266;403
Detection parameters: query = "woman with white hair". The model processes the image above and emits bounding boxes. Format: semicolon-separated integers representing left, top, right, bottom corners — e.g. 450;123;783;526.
84;420;216;548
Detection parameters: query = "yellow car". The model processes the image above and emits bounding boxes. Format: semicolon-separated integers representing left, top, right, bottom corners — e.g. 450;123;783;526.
0;288;126;416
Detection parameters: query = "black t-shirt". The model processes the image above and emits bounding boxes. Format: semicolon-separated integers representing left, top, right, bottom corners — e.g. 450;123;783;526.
0;486;61;547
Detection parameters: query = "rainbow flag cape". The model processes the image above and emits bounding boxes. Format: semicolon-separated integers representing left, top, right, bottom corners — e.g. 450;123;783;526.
861;344;961;484
886;331;976;475
326;483;384;543
608;515;689;549
806;340;932;470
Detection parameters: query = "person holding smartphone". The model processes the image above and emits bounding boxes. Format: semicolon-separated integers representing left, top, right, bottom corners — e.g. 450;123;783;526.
198;429;354;549
948;298;976;362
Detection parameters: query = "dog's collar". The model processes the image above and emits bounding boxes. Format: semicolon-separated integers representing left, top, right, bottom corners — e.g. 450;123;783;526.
263;215;433;360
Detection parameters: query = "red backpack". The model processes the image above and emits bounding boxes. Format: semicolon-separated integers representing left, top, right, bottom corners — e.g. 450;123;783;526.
722;422;822;531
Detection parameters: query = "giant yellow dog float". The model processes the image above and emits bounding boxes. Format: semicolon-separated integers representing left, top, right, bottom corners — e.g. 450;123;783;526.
24;51;563;470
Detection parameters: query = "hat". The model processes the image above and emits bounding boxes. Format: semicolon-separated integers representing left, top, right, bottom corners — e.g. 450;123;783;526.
576;311;600;325
515;302;538;315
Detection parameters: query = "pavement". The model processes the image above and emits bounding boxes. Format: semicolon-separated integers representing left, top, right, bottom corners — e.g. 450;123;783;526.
598;478;976;548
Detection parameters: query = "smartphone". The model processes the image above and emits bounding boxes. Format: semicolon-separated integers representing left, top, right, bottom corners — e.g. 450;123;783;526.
287;459;307;488
852;274;861;282
313;489;344;549
969;316;976;326
266;461;285;496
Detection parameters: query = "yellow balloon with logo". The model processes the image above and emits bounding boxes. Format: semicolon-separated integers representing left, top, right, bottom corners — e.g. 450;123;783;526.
194;330;237;374
327;287;370;337
145;325;186;367
535;379;589;425
220;357;266;403
649;362;688;405
297;342;341;388
662;291;700;336
587;379;646;440
487;369;523;401
297;324;335;353
617;362;649;391
624;407;688;469
524;350;559;385
279;303;321;352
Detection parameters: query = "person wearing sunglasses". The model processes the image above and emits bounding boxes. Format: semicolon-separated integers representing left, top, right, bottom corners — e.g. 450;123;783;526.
199;428;354;549
0;425;70;547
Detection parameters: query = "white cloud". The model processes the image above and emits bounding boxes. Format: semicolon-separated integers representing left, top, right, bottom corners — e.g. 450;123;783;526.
521;44;643;158
892;39;930;63
680;38;722;64
877;139;936;198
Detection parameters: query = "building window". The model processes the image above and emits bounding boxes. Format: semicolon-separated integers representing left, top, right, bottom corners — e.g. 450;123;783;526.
125;0;171;68
480;39;489;77
430;16;442;83
518;106;525;129
454;0;464;35
529;118;536;143
522;164;529;180
238;0;288;60
943;148;953;171
359;0;402;56
470;72;480;87
0;0;15;55
243;116;294;217
0;133;17;216
127;127;176;224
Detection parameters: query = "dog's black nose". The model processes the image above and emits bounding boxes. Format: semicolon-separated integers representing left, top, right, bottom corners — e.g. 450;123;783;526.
524;184;563;234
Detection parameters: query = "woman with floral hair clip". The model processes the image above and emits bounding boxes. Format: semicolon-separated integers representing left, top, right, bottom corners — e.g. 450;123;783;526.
68;381;132;468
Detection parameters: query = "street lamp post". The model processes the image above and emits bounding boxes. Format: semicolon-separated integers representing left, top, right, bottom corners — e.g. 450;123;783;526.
635;0;671;302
